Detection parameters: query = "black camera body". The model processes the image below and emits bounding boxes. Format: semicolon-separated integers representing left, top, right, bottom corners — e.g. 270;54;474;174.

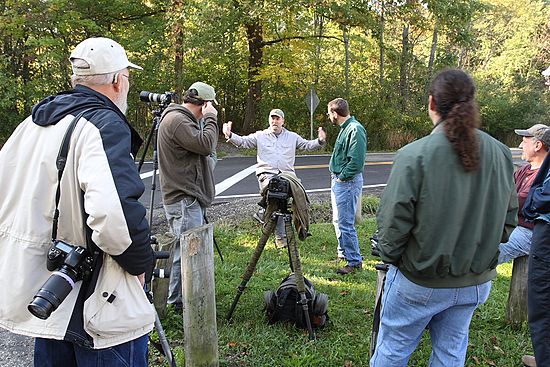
28;241;94;320
266;175;291;202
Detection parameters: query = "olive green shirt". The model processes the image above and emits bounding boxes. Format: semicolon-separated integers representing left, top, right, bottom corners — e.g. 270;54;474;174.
377;123;518;288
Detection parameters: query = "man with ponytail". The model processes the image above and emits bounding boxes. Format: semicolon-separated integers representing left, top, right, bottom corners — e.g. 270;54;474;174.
371;69;518;366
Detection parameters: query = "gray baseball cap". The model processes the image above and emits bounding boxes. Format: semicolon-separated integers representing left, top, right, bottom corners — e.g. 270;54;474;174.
188;82;218;104
269;109;284;119
515;123;550;147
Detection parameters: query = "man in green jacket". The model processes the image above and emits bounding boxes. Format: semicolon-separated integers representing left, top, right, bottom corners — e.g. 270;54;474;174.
371;69;517;366
327;98;367;275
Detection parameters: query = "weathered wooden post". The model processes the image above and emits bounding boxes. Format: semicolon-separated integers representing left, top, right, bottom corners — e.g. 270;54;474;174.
506;256;529;328
180;223;219;367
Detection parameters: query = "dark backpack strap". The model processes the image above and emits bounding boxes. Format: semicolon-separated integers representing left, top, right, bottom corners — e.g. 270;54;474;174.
270;287;293;323
51;106;106;241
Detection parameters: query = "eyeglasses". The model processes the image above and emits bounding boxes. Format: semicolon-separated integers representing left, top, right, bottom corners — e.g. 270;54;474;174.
112;73;130;84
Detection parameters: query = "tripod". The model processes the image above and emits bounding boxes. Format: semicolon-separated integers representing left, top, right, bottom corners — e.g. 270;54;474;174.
137;101;175;366
369;231;389;357
225;194;316;341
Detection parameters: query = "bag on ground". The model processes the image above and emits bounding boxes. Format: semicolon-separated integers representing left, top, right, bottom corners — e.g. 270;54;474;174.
264;273;328;328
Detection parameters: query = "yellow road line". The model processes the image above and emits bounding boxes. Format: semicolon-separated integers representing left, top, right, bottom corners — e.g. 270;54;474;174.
294;161;394;169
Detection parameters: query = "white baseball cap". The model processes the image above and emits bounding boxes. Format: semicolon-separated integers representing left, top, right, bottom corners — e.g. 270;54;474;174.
543;66;550;77
69;37;143;76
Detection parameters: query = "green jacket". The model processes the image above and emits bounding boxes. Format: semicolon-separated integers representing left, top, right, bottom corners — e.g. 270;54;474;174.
377;123;518;288
329;116;367;181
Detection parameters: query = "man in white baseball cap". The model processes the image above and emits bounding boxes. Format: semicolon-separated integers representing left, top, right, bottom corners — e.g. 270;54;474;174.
0;36;154;366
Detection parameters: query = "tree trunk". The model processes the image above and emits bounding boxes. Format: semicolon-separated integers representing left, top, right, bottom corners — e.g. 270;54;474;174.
424;22;438;101
173;0;185;98
399;23;410;112
427;23;438;78
343;25;350;98
314;13;324;87
242;21;263;133
379;0;385;89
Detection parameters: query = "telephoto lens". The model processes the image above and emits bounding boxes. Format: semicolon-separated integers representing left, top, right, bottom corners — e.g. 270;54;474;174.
27;266;79;319
140;91;170;103
28;242;93;320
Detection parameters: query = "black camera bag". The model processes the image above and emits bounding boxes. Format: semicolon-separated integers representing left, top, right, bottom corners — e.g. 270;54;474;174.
264;273;328;329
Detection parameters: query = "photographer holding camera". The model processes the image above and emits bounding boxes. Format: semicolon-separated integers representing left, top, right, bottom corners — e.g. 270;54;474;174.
0;37;155;366
157;82;218;312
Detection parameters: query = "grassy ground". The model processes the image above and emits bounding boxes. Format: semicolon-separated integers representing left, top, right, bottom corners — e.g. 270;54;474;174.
150;198;532;367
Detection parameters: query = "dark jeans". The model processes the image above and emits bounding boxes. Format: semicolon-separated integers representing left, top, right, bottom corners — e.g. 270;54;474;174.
528;221;550;363
34;334;148;367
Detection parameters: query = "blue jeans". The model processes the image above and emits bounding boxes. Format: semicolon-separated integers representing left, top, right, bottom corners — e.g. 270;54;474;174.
331;173;363;266
370;266;491;367
34;334;148;367
164;196;205;305
498;226;532;264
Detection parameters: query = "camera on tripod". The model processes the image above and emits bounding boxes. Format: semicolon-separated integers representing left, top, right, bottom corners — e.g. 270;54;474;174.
28;240;94;320
139;91;177;105
266;175;291;202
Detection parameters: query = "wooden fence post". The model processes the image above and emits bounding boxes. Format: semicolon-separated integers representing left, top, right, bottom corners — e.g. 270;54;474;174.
506;256;529;328
180;223;219;367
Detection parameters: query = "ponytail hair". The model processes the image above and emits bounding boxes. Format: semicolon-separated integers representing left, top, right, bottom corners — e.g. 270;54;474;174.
429;68;480;172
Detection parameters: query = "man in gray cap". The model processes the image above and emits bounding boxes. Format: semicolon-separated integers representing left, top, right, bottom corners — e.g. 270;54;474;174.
0;37;154;366
222;108;326;246
157;81;218;311
498;124;550;265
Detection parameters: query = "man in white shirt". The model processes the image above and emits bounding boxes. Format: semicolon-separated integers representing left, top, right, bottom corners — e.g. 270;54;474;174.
223;109;326;246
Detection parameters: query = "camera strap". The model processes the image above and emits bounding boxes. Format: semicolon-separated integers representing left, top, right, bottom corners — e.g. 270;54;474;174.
51;106;104;242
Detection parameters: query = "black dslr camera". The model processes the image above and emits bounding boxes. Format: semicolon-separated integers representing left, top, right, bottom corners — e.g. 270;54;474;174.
266;175;291;202
28;241;94;320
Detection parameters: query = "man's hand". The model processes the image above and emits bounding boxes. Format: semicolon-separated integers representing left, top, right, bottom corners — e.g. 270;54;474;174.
202;101;218;116
223;121;233;139
318;126;326;142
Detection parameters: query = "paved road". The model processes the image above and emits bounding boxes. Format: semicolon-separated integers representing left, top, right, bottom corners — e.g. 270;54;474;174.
139;150;524;209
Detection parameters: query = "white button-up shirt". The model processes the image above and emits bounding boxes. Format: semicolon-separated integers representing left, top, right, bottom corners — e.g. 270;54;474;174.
228;127;323;175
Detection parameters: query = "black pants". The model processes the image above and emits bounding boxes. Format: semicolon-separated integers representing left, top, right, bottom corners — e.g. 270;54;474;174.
528;221;550;364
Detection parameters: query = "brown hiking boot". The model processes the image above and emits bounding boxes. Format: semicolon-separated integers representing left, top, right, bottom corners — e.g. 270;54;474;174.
522;355;536;367
336;263;362;275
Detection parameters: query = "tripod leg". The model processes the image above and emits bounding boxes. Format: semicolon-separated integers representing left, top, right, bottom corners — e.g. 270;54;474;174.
369;264;388;357
283;215;316;341
226;209;278;321
203;213;224;262
154;310;176;367
138;116;157;173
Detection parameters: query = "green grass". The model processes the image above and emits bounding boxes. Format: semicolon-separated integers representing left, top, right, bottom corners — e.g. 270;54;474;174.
150;200;532;367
